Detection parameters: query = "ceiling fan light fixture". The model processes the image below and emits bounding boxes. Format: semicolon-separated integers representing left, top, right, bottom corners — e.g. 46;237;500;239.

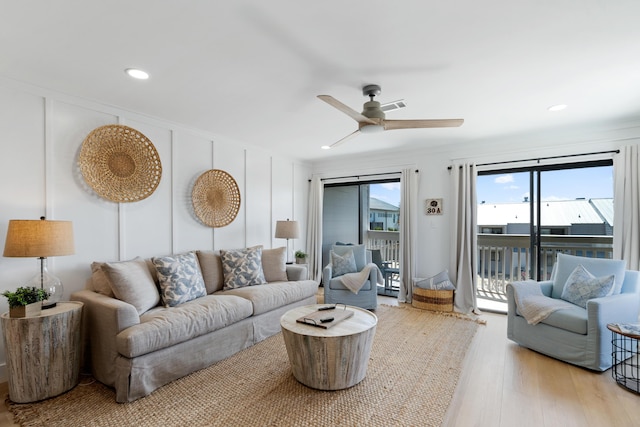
125;68;150;80
548;104;567;112
359;124;384;134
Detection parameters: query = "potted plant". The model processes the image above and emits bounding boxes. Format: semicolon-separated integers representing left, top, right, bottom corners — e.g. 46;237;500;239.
2;286;49;318
295;250;308;264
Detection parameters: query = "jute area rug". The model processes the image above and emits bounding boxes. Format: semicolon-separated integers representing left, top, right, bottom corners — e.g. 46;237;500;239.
7;304;482;427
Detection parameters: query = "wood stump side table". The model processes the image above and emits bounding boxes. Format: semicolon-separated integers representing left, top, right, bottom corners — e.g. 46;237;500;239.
1;301;83;403
280;304;377;390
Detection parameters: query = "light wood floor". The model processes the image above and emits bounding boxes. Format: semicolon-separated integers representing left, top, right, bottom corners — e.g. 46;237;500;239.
1;295;639;426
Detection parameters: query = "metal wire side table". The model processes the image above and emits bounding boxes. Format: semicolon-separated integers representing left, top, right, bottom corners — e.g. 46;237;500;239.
608;323;640;394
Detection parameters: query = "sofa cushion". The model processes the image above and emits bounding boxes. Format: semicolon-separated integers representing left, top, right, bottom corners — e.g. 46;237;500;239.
217;280;319;316
329;277;372;291
261;247;288;282
153;252;207;307
552;253;625;299
220;246;267;290
103;257;160;315
539;303;588;334
332;244;366;271
330;249;357;277
560;264;615;308
117;294;253;358
196;250;224;294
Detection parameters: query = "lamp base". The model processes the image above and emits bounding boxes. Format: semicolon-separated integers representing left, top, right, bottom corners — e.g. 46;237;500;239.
26;258;64;309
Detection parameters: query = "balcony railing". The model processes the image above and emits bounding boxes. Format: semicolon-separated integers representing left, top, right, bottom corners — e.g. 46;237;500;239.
477;233;614;302
366;230;400;268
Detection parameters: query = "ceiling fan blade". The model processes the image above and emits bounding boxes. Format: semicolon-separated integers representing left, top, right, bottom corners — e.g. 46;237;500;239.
384;119;464;130
317;95;376;124
327;129;361;149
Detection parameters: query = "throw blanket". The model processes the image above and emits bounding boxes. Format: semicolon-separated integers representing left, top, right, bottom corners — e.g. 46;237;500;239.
340;263;384;294
511;281;575;324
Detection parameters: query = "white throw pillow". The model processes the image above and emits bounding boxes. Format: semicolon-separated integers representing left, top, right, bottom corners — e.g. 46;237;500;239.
560;264;615;308
414;270;456;290
331;249;357;277
261;247;288;282
102;257;160;315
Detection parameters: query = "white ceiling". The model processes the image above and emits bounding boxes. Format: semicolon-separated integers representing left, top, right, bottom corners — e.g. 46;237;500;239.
2;1;640;161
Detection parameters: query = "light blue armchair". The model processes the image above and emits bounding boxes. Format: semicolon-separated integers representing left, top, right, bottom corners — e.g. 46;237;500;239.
323;244;378;310
507;253;640;371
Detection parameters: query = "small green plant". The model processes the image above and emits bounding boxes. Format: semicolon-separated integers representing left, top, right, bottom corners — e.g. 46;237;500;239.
295;250;307;259
2;286;49;308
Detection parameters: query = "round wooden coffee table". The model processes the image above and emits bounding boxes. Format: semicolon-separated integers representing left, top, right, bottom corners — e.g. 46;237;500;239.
280;304;377;390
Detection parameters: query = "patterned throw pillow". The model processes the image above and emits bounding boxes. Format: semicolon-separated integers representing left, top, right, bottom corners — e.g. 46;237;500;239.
153;252;207;307
414;270;456;290
331;249;357;277
560;264;615;308
220;246;267;290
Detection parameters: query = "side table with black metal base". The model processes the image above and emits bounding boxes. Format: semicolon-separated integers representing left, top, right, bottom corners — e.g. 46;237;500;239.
607;323;640;394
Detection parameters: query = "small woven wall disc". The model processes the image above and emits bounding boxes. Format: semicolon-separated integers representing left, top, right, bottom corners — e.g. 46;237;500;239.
192;169;241;228
78;124;162;202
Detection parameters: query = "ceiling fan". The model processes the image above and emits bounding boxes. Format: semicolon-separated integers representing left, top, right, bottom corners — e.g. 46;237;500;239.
318;84;464;149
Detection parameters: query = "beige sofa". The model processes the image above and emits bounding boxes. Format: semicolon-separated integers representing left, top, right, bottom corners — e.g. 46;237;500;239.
71;247;319;402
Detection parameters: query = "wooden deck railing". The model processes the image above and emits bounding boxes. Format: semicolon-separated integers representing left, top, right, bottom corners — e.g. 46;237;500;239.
477;234;614;301
365;230;399;268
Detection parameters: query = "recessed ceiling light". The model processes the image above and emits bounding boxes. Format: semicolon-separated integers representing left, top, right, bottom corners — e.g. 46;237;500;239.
321;145;331;150
548;104;567;112
125;68;149;80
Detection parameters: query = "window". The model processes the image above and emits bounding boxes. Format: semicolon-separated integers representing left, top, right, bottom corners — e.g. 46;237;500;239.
477;160;613;284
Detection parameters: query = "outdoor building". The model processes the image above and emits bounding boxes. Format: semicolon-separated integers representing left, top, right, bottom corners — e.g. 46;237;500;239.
369;197;399;231
477;198;613;236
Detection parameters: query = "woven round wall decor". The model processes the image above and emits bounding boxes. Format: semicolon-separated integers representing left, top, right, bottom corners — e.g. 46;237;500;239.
192;169;241;228
78;124;162;202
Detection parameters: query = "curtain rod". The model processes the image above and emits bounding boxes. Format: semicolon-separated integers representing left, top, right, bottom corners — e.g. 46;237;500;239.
447;149;619;169
309;170;419;182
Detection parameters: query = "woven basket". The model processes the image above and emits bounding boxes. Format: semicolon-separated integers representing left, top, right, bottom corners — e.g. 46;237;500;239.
192;169;241;228
78;124;162;202
412;288;454;312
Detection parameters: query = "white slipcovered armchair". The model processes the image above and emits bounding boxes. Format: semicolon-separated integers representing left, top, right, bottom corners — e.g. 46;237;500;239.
507;253;640;371
323;244;378;310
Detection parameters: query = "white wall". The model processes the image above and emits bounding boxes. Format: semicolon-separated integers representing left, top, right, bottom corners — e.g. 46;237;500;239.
0;79;311;382
311;122;640;282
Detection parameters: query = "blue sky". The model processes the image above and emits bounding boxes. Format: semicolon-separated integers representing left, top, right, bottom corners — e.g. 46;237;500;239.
476;166;613;204
370;182;401;207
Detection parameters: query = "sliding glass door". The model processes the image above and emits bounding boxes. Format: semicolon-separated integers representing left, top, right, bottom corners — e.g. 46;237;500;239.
322;179;401;295
476;160;613;301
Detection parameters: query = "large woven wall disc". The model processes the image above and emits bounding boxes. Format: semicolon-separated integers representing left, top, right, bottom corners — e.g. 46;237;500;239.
78;124;162;202
192;169;241;227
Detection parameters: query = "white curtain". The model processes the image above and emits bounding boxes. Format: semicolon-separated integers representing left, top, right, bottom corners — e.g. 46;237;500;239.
449;163;478;313
398;169;418;303
613;145;640;269
306;177;324;282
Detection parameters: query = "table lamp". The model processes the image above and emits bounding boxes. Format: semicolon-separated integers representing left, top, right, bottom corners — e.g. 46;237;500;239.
3;217;75;309
275;219;300;264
